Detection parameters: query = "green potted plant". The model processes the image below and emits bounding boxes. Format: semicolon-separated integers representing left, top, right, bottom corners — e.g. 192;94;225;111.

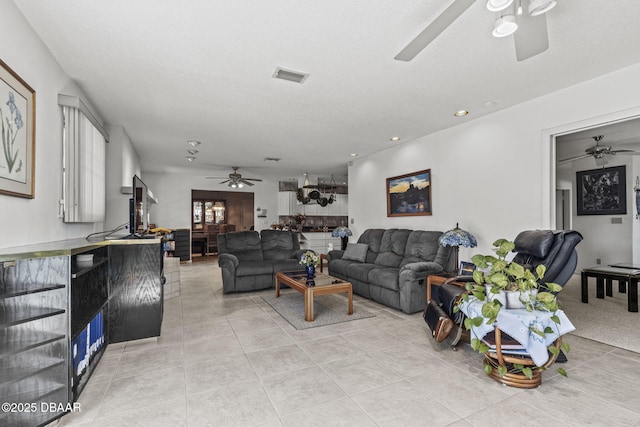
456;238;572;384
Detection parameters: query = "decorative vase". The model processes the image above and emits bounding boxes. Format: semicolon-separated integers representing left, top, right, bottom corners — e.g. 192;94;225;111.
305;265;316;286
505;289;538;309
485;287;507;306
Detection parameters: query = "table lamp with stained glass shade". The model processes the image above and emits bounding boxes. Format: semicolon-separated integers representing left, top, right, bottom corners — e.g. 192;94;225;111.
331;226;353;250
438;223;477;274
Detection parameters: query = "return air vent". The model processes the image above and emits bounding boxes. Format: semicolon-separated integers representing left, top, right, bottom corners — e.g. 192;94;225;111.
273;67;309;84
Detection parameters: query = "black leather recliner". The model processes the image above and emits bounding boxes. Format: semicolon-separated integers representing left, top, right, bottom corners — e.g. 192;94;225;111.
427;229;583;348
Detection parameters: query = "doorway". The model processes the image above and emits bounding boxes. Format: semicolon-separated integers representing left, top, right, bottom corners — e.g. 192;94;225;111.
552;113;640;271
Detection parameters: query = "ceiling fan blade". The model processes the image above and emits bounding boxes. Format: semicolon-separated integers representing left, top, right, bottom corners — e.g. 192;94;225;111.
218;179;230;184
239;179;255;186
394;0;475;62
244;178;263;182
611;149;640;155
557;154;592;164
514;2;549;62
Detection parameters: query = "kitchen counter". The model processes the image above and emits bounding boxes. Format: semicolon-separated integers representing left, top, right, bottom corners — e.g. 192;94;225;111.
0;236;161;262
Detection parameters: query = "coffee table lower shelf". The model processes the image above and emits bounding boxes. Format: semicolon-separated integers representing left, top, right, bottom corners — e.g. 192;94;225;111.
275;271;353;322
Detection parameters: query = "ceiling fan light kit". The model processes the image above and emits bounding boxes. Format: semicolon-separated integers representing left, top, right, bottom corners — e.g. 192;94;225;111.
486;0;514;12
492;14;518;37
396;0;556;62
528;0;556;16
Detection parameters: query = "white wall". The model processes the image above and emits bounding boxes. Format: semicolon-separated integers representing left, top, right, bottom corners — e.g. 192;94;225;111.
0;1;103;248
349;63;640;264
143;169;282;232
104;124;142;233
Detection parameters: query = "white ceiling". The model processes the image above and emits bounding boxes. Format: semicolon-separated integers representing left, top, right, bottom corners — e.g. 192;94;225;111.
13;0;640;180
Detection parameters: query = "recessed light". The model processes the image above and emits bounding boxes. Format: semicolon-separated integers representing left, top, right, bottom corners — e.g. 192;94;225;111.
390;136;401;142
349;153;358;157
187;149;199;155
187;140;201;147
186;156;196;162
454;110;469;117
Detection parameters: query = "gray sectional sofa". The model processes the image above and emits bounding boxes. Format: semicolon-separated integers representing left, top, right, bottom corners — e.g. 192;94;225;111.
217;230;305;293
327;228;453;314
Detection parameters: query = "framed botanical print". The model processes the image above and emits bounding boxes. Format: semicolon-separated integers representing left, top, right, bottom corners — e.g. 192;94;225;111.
0;58;35;198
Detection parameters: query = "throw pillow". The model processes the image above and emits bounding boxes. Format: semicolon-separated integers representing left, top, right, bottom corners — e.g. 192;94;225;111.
342;243;368;263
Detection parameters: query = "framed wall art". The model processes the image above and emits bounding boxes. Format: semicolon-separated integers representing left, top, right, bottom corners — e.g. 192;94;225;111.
386;169;431;217
576;165;626;216
0;58;35;198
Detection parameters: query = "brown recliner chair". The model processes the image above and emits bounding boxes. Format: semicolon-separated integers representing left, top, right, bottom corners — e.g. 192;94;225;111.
425;229;583;348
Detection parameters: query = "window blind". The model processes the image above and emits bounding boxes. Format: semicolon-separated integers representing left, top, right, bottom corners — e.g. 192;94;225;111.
59;95;109;223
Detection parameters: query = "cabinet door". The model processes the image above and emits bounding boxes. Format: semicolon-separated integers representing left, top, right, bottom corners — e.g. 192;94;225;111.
108;244;163;343
278;192;292;215
303;201;318;216
327;197;340;215
338;194;349;215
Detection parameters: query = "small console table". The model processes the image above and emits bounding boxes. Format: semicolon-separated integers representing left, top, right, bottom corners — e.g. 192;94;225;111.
581;265;640;312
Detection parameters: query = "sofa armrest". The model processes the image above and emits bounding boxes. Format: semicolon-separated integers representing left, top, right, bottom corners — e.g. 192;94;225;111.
291;249;307;259
218;253;239;269
326;250;344;262
400;261;444;279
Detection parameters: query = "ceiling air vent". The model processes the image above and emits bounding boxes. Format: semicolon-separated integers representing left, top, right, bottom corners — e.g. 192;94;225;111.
273;67;309;84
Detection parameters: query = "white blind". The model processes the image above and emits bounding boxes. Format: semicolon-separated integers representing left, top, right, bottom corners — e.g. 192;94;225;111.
61;104;107;223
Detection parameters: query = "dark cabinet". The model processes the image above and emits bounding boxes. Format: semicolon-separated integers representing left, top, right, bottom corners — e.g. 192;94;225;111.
108;243;163;343
0;256;69;427
0;239;164;426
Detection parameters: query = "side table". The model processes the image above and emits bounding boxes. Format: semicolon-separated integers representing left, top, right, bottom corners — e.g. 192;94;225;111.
426;273;467;302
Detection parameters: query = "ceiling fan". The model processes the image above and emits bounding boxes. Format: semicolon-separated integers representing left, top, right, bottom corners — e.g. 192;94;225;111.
206;167;263;188
394;0;554;62
558;136;640;166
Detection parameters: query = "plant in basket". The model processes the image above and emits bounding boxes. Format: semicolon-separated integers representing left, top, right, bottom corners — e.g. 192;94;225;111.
455;238;572;382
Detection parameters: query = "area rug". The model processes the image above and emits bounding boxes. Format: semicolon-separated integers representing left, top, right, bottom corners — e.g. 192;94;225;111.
558;275;640;354
262;292;375;330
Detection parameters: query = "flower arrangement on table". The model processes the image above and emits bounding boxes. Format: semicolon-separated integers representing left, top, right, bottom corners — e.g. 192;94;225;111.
292;213;306;224
455;238;574;384
299;250;320;267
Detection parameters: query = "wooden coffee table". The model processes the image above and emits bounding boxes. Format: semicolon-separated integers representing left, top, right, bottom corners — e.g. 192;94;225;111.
275;271;353;322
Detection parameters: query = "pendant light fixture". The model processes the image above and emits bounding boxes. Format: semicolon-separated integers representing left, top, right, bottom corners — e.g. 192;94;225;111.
486;0;513;12
528;0;556;16
492;14;518;37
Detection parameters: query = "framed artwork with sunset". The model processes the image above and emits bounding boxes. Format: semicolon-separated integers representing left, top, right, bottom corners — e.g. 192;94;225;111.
386;169;431;217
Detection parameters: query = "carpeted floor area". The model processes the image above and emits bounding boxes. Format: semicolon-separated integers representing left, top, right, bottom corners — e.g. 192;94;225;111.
558;274;640;353
262;292;375;329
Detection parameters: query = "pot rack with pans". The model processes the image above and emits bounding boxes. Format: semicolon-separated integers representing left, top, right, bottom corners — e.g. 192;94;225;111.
557;135;640;167
395;0;556;63
297;174;337;206
206;166;263;188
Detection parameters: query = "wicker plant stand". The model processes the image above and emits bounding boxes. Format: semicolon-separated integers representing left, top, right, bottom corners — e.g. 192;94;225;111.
483;327;561;389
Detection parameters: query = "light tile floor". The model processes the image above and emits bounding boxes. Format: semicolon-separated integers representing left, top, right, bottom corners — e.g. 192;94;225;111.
56;259;640;427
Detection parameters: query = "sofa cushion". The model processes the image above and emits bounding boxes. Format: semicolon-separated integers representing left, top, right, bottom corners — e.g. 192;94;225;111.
261;230;297;261
357;229;386;263
271;259;303;273
348;263;380;283
235;261;274;277
329;258;359;278
342;243;368;262
374;229;411;268
400;230;443;268
368;267;400;291
224;231;264;262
